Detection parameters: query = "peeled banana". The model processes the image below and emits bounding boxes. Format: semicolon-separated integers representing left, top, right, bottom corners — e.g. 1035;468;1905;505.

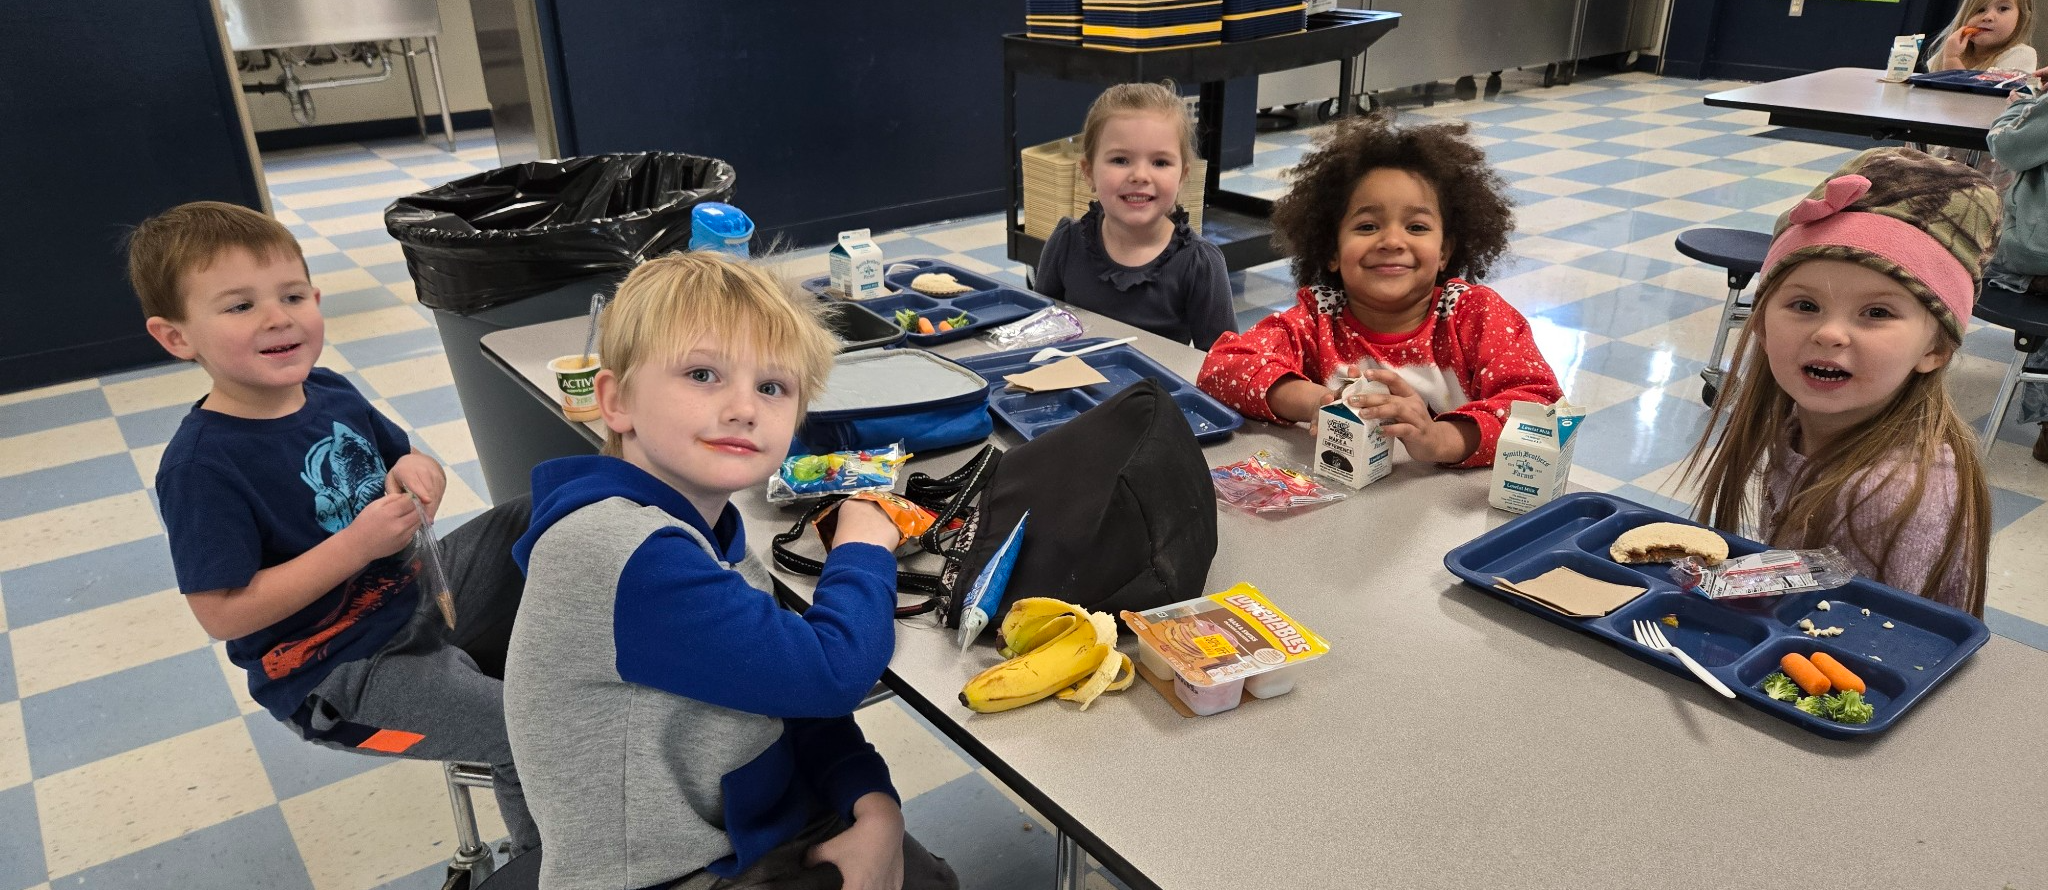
961;599;1135;713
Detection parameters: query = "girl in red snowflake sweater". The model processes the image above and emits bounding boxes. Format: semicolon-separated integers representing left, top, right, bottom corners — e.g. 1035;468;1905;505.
1197;115;1561;468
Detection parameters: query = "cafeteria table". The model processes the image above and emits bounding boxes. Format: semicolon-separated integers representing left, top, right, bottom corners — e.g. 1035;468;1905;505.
483;307;2048;890
1703;66;2013;152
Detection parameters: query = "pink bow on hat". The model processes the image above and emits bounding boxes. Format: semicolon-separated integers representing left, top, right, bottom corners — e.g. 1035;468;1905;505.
1787;175;1871;225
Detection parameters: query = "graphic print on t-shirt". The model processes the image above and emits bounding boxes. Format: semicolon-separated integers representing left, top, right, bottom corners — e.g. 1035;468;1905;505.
302;420;389;532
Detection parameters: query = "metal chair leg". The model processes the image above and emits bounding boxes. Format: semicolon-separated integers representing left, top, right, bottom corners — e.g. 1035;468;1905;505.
1982;349;2030;459
446;761;499;884
1052;831;1087;890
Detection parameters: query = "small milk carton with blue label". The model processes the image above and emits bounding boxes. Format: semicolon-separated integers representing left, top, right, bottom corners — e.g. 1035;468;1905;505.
1313;380;1392;489
1489;399;1586;514
829;228;886;300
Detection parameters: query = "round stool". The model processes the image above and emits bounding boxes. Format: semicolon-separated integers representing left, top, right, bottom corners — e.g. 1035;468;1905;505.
472;847;540;890
1674;227;1773;406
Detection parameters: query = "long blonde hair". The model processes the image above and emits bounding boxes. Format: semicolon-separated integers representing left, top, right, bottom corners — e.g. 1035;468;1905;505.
1680;278;1990;616
1940;0;2035;69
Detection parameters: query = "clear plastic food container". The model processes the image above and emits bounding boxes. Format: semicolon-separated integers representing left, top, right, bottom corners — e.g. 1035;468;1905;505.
1121;583;1330;716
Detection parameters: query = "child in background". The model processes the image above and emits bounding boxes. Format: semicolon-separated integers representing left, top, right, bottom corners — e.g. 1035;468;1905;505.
1928;0;2036;73
132;201;538;853
1683;148;1998;616
506;252;957;890
1196;115;1561;468
1982;65;2048;462
1035;82;1235;349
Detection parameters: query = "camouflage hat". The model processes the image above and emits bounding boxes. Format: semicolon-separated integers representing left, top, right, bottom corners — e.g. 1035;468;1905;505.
1761;147;2001;340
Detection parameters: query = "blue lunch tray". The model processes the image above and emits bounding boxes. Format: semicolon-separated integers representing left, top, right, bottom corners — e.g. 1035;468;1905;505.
1906;69;2030;97
953;337;1243;443
802;259;1007;301
1442;491;1989;740
857;288;1054;347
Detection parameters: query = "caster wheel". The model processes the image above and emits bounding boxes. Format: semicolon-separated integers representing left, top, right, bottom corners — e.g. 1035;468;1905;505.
1701;381;1718;408
1485;71;1503;96
1454;76;1478;101
1360;93;1380;114
1315;97;1342;122
1542;62;1559;88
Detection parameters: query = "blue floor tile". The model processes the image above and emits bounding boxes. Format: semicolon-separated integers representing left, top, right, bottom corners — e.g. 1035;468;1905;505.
1555;119;1662;143
385;385;466;428
264;150;380;174
1681;175;1814;211
1573;138;1661;158
336;327;445;370
1691;157;1782;179
0;634;15;704
322;285;407;317
270;167;411;197
1961;323;2021;363
1544;211;1692;251
1561;186;1673;210
296;197;397;223
1705;210;1779;235
96;360;189;386
1;535;179;626
243;712;391;800
0;453;144;522
1572;389;1715;481
0;783;45;890
1451;104;1553;127
1235;305;1280;331
1560;251;1682;283
1667;132;1779;158
1566;338;1709;388
901;772;1054;890
449;460;491;505
328;228;400;251
1987;606;2048;651
0;388;112;438
55;806;314;890
306;251;361;275
113;402;192;449
1991;486;2045;536
23;647;237;778
1478;140;1557;163
367;261;416;285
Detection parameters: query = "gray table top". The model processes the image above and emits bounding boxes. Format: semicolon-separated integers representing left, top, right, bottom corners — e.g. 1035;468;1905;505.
482;305;2048;890
1704;67;2011;148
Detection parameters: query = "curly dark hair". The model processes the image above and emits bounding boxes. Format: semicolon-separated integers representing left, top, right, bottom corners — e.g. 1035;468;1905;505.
1271;113;1516;290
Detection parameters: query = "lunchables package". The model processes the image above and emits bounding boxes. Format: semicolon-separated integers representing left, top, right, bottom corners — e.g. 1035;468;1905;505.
1489;399;1585;515
829;228;886;300
1121;583;1329;716
1314;379;1392;490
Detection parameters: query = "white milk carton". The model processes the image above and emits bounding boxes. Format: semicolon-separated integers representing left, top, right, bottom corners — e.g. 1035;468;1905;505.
829;228;886;300
1490;399;1586;514
1882;35;1922;83
1314;381;1392;490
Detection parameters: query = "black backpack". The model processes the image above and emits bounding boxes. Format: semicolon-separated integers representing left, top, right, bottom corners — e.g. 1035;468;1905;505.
773;378;1219;625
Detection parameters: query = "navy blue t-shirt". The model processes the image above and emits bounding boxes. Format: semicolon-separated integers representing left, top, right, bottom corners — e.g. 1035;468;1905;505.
156;369;419;719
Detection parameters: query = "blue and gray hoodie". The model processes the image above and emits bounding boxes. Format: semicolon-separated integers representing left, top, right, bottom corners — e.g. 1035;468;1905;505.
506;455;899;890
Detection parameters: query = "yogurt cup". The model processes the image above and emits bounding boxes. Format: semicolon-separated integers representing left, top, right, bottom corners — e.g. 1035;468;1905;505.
548;354;602;422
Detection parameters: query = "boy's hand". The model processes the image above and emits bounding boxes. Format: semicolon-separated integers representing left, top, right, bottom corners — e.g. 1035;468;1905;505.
830;498;904;551
805;792;905;890
386;453;446;519
1347;369;1478;464
339;492;423;561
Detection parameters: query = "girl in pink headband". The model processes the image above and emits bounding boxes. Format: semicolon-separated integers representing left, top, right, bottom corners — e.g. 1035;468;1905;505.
1683;148;2000;617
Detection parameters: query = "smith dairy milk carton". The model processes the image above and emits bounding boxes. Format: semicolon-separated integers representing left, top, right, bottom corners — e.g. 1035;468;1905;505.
1314;381;1392;489
829;228;886;300
1489;399;1585;514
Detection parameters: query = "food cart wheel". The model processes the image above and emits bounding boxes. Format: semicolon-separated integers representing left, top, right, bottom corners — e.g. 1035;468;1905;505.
1454;76;1478;101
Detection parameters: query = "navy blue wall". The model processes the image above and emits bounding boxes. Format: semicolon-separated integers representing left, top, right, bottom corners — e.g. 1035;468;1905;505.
534;2;1255;251
1663;0;1941;81
1;1;265;392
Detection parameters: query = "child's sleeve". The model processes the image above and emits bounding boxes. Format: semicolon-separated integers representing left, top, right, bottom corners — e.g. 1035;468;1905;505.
1988;92;2048;173
1440;287;1565;468
785;716;898;820
156;460;266;596
612;533;897;717
1185;243;1236;351
1034;218;1075;300
1196;298;1325;423
1843;456;1976;612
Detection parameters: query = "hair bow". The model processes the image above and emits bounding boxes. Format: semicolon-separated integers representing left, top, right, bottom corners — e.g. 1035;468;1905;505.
1788;174;1871;225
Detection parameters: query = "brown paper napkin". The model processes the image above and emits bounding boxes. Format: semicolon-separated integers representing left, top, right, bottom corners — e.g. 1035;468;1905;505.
1493;567;1645;618
1003;356;1108;393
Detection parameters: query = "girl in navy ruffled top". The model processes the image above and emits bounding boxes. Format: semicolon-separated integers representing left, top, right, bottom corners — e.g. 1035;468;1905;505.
1035;82;1235;349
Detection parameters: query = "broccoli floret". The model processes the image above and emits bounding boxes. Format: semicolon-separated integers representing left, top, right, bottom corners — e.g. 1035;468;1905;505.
1761;672;1803;703
1795;696;1827;716
1825;689;1875;725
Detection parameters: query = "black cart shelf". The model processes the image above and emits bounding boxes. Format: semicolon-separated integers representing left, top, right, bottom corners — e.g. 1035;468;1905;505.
1002;10;1401;273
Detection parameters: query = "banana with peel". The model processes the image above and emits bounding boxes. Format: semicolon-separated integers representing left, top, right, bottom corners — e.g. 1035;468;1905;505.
960;598;1136;713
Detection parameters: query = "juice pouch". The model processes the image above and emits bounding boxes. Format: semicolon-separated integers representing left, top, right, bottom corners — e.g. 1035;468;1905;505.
1119;583;1330;689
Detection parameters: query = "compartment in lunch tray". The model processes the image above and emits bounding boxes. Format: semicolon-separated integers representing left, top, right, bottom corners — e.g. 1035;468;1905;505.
1172;392;1234;440
1572;510;1753;564
857;292;944;318
992;388;1100;434
883;262;1003;297
1452;493;1621;577
1732;635;1910;715
1767;582;1973;671
949;289;1046;327
1078;350;1187;395
1605;591;1773;668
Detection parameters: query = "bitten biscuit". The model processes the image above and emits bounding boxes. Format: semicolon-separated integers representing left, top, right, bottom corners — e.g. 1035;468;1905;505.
1610;522;1728;566
910;272;974;296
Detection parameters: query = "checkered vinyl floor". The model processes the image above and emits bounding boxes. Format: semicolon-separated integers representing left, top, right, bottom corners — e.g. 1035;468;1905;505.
1;69;2044;890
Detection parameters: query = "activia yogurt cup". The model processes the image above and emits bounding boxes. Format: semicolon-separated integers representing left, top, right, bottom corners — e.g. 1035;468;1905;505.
1121;583;1329;716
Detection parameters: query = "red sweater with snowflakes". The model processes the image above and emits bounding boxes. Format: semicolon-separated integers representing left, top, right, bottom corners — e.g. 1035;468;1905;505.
1197;279;1563;468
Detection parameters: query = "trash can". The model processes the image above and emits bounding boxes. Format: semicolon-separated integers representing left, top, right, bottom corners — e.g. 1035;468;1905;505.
387;152;736;502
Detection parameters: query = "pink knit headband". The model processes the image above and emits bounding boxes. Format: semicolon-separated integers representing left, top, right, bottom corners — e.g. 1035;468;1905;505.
1761;174;1975;323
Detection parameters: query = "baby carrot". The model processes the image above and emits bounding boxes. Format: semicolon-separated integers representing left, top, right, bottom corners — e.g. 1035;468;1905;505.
917;317;936;335
1808;651;1865;694
1780;652;1831;696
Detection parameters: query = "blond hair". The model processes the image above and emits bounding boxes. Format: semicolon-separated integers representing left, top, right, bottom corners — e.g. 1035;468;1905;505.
1680;278;1991;615
1942;0;2035;70
127;201;306;321
598;251;839;457
1078;81;1198;182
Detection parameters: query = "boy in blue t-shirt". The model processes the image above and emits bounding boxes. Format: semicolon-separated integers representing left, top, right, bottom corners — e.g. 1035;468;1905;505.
131;201;538;853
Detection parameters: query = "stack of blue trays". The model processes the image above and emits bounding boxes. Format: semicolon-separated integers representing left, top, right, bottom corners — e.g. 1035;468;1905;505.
1082;0;1222;52
1026;0;1082;43
1221;0;1305;42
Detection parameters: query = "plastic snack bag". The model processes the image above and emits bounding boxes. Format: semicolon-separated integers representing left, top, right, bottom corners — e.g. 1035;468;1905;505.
1210;451;1347;513
767;443;909;503
982;306;1084;351
1673;547;1855;600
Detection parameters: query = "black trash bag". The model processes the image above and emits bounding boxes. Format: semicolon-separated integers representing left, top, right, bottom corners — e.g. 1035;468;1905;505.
385;152;736;313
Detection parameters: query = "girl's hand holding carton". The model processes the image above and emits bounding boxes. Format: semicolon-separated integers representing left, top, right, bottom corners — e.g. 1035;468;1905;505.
1341;368;1482;465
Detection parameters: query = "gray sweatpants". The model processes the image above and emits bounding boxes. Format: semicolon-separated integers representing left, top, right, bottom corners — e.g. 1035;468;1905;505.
289;497;540;854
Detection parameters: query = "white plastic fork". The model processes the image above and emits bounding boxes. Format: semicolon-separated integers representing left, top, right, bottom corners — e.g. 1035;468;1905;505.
1029;336;1137;363
1631;620;1736;698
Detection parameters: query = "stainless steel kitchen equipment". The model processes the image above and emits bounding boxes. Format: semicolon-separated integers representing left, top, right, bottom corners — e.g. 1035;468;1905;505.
218;0;456;149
